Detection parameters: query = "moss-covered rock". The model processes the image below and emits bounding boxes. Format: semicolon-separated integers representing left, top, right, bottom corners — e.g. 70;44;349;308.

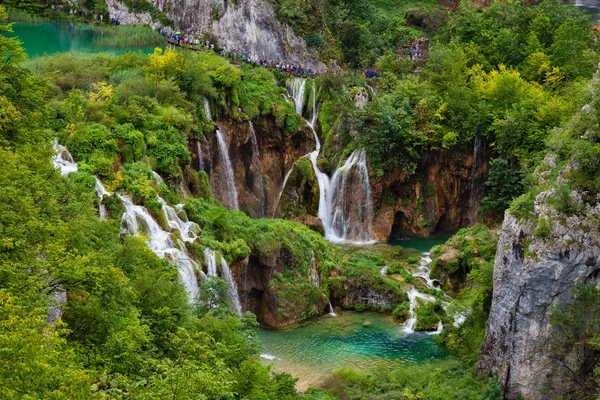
275;157;319;219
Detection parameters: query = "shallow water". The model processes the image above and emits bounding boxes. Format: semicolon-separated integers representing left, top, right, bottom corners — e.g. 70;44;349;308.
387;232;453;253
259;311;447;390
574;0;600;21
5;21;159;57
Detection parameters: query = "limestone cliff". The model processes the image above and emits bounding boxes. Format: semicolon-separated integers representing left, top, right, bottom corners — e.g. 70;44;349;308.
107;0;325;71
477;156;600;399
191;117;315;218
371;144;489;239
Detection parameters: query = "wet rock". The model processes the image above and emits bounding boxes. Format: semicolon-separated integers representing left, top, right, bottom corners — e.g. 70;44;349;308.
294;214;324;234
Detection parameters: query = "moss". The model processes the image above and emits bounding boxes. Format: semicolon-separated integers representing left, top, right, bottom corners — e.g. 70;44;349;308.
414;299;446;331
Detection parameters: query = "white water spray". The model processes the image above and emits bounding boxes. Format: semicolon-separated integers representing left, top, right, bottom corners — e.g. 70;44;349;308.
203;97;212;121
213;129;239;210
119;194;200;301
286;79;374;243
204;248;218;277
53;142;78;176
221;257;242;314
286;78;306;115
249;121;266;217
94;177;110;220
197;140;204;171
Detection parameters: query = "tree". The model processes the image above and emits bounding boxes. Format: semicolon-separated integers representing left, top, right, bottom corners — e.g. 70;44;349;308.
546;284;600;399
480;158;523;215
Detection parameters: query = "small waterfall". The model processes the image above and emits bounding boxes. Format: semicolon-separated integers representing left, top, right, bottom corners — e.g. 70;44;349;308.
203;97;212;121
286;80;374;243
286;78;306;115
119;194;200;301
94;177;110;220
152;171;164;185
380;265;389;276
204;248;218;277
220;257;242;314
249;121;266;217
158;198;198;242
328;301;337;317
412;253;439;289
321;150;373;243
402;288;436;334
213;129;239;210
273;167;295;216
426;320;444;336
53;142;78;176
468;137;484;222
197;140;204;172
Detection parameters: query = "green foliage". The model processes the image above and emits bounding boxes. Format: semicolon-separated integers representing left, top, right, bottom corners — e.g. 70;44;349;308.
432;225;499;364
326;359;501;400
481;158;523;215
547;284;600;399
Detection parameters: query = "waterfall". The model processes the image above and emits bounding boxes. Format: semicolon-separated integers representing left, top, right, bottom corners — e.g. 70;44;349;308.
220;257;242;314
204;248;218;277
94;177;110;220
119;194;200;301
152;171;164;185
286;78;306;115
402;288;436;334
380;265;389;276
412;253;439;289
197;140;204;172
468;137;484;222
426;320;444;336
203;248;242;314
321;150;373;243
213;129;239;210
203;97;212;121
286;80;374;243
273;167;294;216
249;121;266;217
328;301;337;317
53;142;78;176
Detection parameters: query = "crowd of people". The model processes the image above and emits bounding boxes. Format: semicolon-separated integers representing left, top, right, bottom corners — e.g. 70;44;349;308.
157;27;319;77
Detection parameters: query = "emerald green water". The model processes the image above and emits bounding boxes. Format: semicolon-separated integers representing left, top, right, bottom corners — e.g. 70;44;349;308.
388;232;454;253
5;21;158;57
259;312;446;390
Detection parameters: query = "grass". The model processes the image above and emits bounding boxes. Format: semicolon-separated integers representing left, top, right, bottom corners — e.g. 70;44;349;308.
93;25;164;48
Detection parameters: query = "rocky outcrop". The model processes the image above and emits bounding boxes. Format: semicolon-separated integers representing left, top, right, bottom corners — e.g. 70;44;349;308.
192;117;314;218
477;162;600;399
107;0;325;71
275;158;319;219
370;145;489;239
230;247;327;328
106;0;153;24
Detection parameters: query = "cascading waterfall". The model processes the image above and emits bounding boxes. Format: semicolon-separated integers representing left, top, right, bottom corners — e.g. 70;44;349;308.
213;128;239;210
53;142;78;176
220;258;242;314
328;302;337;317
119;194;200;301
197;140;204;172
203;248;242;314
321;150;373;243
402;288;436;334
249;121;266;217
286;78;306;115
273;167;294;216
95;177;110;220
286;79;374;243
204;248;218;277
152;171;164;185
412;252;439;289
203;97;212;121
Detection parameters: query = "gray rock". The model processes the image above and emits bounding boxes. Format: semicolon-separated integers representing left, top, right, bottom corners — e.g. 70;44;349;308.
107;0;325;71
477;185;600;399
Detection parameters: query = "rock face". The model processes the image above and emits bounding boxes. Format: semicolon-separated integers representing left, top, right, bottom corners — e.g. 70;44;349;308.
108;0;325;71
106;0;153;24
193;117;315;218
230;248;327;328
477;176;600;399
369;145;489;239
